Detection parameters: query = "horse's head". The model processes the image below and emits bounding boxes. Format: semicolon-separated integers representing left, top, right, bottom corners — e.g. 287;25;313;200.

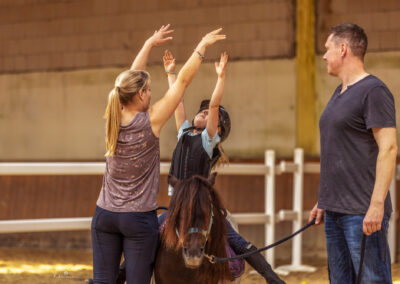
162;173;226;269
181;223;210;268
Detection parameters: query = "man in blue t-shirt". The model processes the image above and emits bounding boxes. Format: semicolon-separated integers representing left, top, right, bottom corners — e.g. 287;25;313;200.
309;23;397;283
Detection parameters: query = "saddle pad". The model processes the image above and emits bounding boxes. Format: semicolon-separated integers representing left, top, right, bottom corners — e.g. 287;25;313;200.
226;244;245;279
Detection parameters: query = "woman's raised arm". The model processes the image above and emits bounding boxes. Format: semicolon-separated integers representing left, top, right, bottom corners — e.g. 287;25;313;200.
130;24;174;71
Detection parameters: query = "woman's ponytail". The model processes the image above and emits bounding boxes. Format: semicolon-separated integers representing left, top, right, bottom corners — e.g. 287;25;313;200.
103;70;150;156
104;87;121;156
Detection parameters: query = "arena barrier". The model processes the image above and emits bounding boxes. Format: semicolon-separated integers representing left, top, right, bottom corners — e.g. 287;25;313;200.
0;150;398;274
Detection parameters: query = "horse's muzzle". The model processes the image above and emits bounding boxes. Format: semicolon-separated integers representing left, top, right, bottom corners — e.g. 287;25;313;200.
182;247;204;268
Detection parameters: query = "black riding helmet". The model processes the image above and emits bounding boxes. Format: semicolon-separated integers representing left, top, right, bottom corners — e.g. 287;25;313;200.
194;99;231;142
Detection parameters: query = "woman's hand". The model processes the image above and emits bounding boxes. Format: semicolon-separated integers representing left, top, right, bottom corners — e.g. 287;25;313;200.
163;50;176;73
215;52;228;78
131;24;173;70
147;24;174;47
197;28;226;49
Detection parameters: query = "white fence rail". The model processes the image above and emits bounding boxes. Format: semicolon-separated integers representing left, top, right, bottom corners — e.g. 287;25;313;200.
0;151;398;273
0;161;322;176
0;218;92;233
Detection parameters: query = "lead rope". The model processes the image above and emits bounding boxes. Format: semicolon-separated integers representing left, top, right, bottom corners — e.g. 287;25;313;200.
207;221;367;284
355;234;367;284
206;219;316;263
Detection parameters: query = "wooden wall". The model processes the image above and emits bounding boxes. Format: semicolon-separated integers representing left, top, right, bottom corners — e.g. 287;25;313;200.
0;172;321;220
1;165;399;261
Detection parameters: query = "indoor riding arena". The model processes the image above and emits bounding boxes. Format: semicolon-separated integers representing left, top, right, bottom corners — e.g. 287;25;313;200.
1;0;400;283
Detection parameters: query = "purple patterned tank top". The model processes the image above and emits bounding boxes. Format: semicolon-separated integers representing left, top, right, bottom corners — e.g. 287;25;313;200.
96;112;160;212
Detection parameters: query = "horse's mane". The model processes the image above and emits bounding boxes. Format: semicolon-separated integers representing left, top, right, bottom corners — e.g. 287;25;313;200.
161;175;231;282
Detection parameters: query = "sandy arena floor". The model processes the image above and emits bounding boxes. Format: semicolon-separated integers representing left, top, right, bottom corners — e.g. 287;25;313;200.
1;248;400;284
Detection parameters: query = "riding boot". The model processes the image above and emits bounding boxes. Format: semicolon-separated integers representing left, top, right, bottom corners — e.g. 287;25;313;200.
115;262;126;284
244;245;286;284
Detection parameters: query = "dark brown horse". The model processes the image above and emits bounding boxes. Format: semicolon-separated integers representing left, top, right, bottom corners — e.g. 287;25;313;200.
154;174;232;284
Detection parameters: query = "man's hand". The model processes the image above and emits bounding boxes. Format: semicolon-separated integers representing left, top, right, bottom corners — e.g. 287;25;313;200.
363;202;384;235
309;203;324;225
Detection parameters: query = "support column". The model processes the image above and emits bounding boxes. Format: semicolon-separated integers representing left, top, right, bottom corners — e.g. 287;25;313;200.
296;0;317;155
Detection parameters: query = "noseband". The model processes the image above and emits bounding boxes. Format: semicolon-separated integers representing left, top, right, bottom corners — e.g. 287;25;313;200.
176;205;214;244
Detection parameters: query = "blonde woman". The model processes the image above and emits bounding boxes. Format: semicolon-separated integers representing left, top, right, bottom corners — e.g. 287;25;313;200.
91;25;226;284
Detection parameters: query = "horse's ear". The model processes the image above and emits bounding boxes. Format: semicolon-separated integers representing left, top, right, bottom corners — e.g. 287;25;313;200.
168;175;179;187
208;172;217;186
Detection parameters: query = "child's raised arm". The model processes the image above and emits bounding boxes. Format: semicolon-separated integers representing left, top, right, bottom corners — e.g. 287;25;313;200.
149;28;226;137
163;50;186;131
206;52;228;138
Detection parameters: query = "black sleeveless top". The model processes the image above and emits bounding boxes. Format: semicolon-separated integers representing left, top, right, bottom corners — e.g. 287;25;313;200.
169;129;220;183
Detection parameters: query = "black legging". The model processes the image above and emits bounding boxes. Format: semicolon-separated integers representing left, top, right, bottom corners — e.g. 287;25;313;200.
91;206;159;284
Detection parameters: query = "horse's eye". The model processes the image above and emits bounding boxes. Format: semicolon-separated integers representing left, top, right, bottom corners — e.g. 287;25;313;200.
183;247;188;254
200;248;204;253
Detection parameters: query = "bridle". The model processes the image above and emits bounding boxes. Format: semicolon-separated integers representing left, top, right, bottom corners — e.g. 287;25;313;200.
173;176;217;261
175;205;214;245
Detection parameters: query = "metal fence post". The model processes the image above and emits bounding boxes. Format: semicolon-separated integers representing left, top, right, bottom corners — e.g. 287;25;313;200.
275;148;316;274
292;148;304;267
265;150;276;268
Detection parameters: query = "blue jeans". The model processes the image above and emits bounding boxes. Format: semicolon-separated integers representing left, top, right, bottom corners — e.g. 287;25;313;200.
324;211;391;284
91;206;159;284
